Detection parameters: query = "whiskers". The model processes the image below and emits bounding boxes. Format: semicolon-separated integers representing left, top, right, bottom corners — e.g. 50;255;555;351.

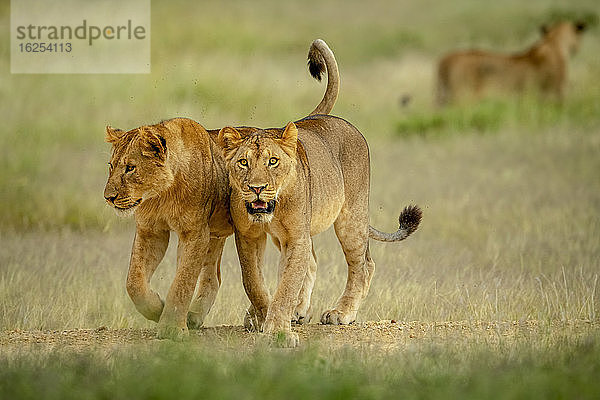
110;196;142;217
241;188;278;203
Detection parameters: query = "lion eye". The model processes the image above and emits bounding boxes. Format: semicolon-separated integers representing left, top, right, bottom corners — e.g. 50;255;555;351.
125;164;136;173
238;159;248;168
268;157;279;166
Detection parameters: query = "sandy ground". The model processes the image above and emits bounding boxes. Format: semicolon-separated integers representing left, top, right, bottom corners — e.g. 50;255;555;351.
1;320;596;352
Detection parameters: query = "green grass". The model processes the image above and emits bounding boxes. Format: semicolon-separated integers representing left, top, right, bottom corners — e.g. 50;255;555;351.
396;93;600;137
1;0;600;398
1;332;599;400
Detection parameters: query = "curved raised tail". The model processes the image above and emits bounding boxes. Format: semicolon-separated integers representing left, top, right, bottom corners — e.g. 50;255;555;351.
369;205;422;242
307;39;340;116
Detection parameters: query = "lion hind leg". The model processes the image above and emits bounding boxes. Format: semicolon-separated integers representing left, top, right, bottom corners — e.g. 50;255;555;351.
187;237;226;330
321;208;373;325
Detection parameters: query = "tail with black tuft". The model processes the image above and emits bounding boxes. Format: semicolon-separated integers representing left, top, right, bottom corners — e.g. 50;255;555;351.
308;48;325;82
307;39;339;116
369;205;422;242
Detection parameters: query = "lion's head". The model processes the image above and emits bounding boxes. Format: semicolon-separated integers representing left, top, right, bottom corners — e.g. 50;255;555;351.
541;21;587;57
103;125;173;217
218;122;299;223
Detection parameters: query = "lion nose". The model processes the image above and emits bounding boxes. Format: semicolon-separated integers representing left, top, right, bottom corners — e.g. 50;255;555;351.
248;185;267;195
104;194;117;204
104;187;118;204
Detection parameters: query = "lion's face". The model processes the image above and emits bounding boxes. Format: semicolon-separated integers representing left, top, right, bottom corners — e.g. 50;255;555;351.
542;21;587;56
218;123;298;223
103;126;173;217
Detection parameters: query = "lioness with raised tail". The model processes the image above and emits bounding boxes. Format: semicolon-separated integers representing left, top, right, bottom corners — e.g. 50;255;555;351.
437;21;587;105
217;39;421;347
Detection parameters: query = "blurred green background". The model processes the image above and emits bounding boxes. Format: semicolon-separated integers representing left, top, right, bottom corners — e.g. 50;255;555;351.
1;0;599;230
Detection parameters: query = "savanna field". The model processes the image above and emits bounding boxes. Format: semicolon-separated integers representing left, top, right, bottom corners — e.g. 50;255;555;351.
1;0;600;398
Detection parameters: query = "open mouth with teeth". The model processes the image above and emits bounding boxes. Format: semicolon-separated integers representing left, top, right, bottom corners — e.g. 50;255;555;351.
246;200;276;214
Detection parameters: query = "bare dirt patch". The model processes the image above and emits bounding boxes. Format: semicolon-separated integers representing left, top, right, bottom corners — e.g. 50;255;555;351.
1;320;595;352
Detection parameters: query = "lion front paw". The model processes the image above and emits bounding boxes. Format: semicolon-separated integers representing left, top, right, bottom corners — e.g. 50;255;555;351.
244;305;266;332
262;318;299;347
157;323;189;342
320;309;356;325
291;305;313;325
186;311;205;330
131;291;164;323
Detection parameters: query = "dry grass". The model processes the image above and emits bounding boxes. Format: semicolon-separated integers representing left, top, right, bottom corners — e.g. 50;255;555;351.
1;128;598;330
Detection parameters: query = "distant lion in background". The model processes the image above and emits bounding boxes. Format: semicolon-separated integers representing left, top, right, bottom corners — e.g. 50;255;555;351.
436;21;587;105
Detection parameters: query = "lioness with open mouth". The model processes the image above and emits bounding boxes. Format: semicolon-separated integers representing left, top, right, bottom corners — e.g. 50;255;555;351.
217;39;422;347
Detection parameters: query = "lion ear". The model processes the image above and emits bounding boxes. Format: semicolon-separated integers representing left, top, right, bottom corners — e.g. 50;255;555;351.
140;128;167;163
218;126;244;152
105;126;124;144
277;122;298;157
575;21;587;33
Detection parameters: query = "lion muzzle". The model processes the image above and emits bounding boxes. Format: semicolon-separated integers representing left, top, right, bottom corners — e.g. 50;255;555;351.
245;199;276;215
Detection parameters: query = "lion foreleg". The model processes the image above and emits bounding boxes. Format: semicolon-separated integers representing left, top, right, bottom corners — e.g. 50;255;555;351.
292;242;317;324
126;228;169;323
157;229;210;341
263;235;310;347
236;231;270;332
